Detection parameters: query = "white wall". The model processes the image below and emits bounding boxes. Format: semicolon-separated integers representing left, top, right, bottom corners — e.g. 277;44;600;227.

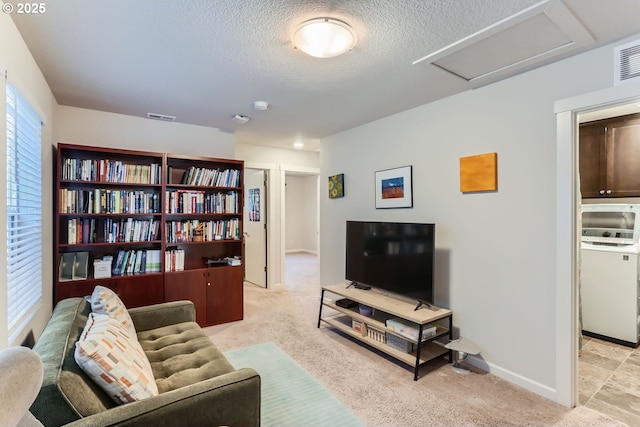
0;10;57;348
285;175;318;253
56;105;235;158
320;33;640;404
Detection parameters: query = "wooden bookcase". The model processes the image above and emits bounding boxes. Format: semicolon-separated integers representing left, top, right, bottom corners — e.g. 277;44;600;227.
162;153;244;325
54;143;244;326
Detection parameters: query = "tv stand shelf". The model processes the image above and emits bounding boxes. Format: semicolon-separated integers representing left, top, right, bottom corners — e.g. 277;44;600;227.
318;283;453;380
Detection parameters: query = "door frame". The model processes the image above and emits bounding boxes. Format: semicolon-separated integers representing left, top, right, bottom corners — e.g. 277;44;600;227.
555;80;640;407
244;162;276;288
244;167;268;288
243;162;320;288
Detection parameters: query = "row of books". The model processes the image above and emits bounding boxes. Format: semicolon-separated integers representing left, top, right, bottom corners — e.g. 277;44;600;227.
179;166;241;187
112;249;162;275
62;158;162;184
165;218;240;243
165;190;240;214
59;188;161;214
165;248;185;272
67;218;161;244
103;218;161;243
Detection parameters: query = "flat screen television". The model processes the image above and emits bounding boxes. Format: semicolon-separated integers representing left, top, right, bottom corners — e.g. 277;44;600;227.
345;220;435;309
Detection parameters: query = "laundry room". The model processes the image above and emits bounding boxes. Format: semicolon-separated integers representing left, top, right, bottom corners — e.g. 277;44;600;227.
579;103;640;348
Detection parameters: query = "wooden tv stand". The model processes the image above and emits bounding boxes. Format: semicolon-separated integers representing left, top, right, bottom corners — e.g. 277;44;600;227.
317;283;453;380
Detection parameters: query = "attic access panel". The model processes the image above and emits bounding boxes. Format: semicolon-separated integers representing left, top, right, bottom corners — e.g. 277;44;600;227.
414;0;594;86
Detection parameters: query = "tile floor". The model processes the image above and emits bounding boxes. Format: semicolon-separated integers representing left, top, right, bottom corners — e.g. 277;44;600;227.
580;335;640;426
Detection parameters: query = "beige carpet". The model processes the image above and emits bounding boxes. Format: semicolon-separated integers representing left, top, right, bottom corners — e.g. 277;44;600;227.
205;253;626;427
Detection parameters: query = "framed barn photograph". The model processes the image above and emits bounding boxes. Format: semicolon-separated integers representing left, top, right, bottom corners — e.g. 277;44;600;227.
375;166;413;209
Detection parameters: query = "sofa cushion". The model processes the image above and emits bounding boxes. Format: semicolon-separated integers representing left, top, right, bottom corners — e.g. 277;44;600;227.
31;298;117;426
137;322;235;393
75;312;159;404
90;285;137;337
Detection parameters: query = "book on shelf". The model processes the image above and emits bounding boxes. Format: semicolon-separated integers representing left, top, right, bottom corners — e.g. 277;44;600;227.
225;256;241;266
63;157;161;184
165;247;185;272
204;256;241;267
179;166;241;187
110;249;161;276
166;218;240;243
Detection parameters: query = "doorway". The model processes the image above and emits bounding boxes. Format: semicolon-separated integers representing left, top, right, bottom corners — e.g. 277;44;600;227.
555;82;640;409
575;103;640;421
244;168;267;288
283;172;319;289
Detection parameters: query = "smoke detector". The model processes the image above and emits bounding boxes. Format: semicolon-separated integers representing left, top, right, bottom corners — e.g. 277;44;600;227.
231;114;250;124
253;101;269;111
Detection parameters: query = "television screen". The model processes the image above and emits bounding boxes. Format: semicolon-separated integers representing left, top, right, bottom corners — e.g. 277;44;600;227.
345;221;435;305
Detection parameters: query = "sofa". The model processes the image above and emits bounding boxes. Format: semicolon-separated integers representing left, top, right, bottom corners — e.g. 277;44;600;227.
30;297;260;427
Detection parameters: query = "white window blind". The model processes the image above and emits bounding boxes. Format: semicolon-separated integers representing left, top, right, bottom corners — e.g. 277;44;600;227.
6;84;42;333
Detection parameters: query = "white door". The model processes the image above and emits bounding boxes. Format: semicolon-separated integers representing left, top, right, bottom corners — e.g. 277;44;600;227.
244;169;267;287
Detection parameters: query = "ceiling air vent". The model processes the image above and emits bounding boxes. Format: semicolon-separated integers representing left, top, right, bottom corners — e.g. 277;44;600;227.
146;113;176;121
614;39;640;86
413;0;593;87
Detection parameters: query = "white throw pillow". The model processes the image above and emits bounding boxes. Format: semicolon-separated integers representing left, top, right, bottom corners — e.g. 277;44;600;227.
90;285;137;337
75;312;158;404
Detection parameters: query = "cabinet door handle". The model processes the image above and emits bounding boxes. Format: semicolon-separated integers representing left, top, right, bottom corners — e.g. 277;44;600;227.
599;190;605;195
606;189;612;195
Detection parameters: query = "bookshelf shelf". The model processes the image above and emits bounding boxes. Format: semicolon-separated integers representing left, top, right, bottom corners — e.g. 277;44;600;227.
54;143;245;323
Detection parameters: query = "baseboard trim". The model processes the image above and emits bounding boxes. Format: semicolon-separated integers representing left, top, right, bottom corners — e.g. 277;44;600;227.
466;356;559;403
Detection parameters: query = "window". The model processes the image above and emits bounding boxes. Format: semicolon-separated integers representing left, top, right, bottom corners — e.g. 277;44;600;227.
6;84;42;335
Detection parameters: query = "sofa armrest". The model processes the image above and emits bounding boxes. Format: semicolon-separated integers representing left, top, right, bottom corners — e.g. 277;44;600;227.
63;367;261;427
128;300;195;332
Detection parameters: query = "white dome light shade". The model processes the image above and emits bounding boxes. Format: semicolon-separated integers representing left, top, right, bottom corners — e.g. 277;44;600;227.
293;18;357;58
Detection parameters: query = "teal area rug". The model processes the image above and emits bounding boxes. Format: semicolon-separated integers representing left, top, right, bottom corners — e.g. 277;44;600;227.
225;342;365;427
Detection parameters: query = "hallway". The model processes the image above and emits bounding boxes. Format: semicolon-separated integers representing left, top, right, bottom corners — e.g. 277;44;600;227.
284;252;318;291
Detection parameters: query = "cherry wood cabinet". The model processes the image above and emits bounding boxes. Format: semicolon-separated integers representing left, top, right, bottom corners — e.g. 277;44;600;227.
164;266;243;327
206;266;243;326
165;269;207;326
580;113;640;198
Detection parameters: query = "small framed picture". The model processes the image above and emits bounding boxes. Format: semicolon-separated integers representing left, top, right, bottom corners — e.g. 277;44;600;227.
375;166;413;209
328;173;344;199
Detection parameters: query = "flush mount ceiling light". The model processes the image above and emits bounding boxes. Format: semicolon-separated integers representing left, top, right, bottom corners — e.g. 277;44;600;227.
292;18;357;58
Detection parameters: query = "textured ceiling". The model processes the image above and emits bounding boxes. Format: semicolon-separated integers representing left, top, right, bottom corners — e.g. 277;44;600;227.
9;0;640;151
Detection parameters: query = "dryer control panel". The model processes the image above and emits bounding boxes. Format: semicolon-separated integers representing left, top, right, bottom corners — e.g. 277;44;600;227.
582;204;640;246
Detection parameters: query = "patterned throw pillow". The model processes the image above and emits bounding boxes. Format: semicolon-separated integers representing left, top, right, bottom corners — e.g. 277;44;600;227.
91;285;137;337
75;312;159;404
